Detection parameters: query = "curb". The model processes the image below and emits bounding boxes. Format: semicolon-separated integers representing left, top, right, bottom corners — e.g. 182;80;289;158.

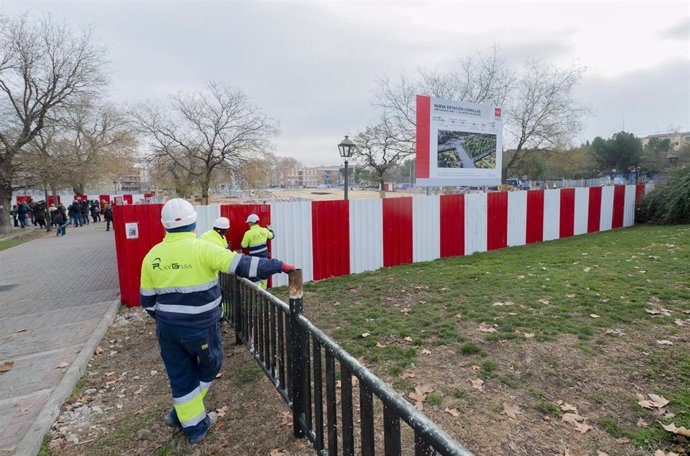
15;298;121;456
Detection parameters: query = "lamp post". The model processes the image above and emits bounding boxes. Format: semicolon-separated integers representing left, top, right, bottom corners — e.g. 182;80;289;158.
338;135;356;200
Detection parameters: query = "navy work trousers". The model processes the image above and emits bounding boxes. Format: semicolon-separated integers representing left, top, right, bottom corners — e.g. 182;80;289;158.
156;320;223;441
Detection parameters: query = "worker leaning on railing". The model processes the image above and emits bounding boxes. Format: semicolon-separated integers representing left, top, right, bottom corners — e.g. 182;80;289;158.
139;198;295;444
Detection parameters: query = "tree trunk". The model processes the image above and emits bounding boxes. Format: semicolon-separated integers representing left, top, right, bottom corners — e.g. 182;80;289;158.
201;176;210;205
379;178;386;199
0;181;13;235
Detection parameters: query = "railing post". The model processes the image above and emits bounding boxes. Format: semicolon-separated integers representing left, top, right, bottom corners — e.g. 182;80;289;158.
233;275;242;345
289;269;306;438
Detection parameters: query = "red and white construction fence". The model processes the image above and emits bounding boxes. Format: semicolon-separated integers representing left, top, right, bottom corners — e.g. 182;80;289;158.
114;184;650;307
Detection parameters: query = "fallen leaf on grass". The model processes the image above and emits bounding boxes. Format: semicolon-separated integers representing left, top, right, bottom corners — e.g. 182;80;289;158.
401;371;416;379
404;336;413;342
215;405;229;417
605;328;624;336
637;418;648;428
280;411;291;426
590;314;600;319
502;403;522;419
478;322;497;333
133;387;143;395
523;333;535;338
654;451;680;456
583;267;591;272
561;413;592;433
401;307;412;315
105;380;118;386
539;298;550;305
104;371;115;377
94;346;104;355
565;294;576;298
661;422;690;438
55;362;69;369
493;301;514;307
215;372;224;379
408;384;434;406
673;319;688;327
656;340;674;346
444;407;461;417
270;448;285;456
421;349;431;355
0;361;14;373
646;308;672;317
361;332;370;338
557;402;578;413
470;365;481;372
636;393;669;409
471;378;484;392
597;452;609;456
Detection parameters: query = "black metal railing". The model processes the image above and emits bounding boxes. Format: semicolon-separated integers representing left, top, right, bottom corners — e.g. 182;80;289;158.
220;270;474;456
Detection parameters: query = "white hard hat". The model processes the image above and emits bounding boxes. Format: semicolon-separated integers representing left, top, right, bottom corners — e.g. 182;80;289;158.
246;214;259;223
161;198;197;229
213;217;230;229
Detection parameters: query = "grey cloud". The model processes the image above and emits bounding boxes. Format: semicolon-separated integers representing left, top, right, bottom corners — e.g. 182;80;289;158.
659;18;690;40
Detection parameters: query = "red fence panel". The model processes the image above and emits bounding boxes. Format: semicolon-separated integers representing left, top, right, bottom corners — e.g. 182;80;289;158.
440;194;465;258
587;187;602;233
526;190;544;244
311;200;350;280
612;185;626;229
122;194;133;205
635;184;646;206
16;196;32;204
113;204;165;307
559;188;576;238
99;194;111;204
221;204;272;254
487;192;508;251
383;198;413;267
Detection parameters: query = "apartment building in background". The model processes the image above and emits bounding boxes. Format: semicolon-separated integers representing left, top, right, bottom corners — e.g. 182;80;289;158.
271;165;343;188
640;131;690;151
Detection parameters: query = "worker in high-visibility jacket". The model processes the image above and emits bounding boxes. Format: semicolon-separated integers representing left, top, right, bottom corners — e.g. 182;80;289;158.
240;213;274;289
140;199;294;444
199;217;230;249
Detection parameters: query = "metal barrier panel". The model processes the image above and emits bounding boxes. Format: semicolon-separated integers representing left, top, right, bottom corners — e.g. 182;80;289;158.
587;187;602;233
507;190;527;247
600;186;614;231
413;195;441;262
543;189;561;241
624;185;636;227
612;185;626;229
270;201;314;287
526;190;544;244
573;187;589;236
113;204;165;306
382;197;413;267
311;200;350;281
349;199;383;274
559;188;576;238
464;192;487;255
486;191;508;251
440;194;465;257
195;204;221;237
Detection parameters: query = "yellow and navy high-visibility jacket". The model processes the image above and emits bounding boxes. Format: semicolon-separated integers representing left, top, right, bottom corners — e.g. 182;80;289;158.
140;231;282;327
198;229;228;249
241;224;274;258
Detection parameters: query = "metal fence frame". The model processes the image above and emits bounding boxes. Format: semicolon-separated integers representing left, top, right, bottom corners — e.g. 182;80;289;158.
220;270;474;456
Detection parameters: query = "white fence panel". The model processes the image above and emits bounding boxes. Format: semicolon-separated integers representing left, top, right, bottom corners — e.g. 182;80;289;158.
195;204;221;237
574;187;589;236
624;185;636;227
543;189;561;241
507;191;527;246
600;186;614;231
349;199;383;274
464;193;487;255
413;196;440;263
271;201;314;287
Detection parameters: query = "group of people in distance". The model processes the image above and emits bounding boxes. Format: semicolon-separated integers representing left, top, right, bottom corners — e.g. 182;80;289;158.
9;198;114;237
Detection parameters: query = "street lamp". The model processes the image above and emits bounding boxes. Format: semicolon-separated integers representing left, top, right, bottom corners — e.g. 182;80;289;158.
338;135;356;200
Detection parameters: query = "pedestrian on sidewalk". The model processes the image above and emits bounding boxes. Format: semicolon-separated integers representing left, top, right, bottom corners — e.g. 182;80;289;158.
17;202;30;228
139;199;295;445
80;199;90;226
10;205;18;227
34;202;47;229
51;204;68;236
103;203;113;231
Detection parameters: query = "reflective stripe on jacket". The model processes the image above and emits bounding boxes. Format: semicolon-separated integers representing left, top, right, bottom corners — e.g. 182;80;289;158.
240;225;274;257
199;229;228;249
140;231;283;328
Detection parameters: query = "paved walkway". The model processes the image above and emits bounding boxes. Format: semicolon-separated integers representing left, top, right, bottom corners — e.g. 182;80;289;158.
0;222;120;456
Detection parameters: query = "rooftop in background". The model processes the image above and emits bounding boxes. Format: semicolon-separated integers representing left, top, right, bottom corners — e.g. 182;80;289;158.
639;131;690;151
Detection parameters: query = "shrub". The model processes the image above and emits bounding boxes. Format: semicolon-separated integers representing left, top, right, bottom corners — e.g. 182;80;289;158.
638;164;690;224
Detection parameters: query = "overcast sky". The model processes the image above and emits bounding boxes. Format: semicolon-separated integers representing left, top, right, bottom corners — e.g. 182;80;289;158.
2;0;689;166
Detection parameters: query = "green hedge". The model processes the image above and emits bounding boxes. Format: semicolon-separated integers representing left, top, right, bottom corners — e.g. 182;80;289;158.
637;164;690;225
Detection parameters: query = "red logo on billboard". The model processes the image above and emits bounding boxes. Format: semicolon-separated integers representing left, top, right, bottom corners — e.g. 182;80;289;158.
495;107;502;118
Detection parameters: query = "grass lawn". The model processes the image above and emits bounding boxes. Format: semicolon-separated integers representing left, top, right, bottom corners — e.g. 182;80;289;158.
275;224;690;455
0;229;47;251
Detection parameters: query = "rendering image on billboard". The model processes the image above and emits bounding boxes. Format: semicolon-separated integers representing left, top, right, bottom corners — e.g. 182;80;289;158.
416;95;503;186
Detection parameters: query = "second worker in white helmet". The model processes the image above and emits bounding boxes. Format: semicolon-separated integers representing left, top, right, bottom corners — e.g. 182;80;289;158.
240;213;274;289
199;217;230;249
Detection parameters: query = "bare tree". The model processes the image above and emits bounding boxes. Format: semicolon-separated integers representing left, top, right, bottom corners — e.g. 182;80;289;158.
0;14;107;234
133;82;277;204
503;60;586;179
373;47;586;183
354;115;412;198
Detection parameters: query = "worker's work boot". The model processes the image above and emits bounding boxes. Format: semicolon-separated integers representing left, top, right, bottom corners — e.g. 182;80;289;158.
189;411;218;445
163;409;182;430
